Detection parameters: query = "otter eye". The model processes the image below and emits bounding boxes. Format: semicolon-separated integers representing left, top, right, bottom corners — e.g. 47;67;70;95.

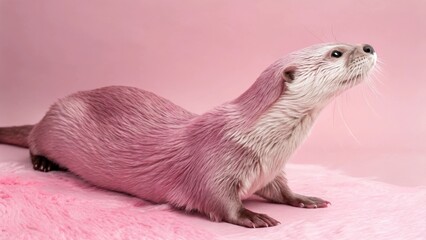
331;50;343;58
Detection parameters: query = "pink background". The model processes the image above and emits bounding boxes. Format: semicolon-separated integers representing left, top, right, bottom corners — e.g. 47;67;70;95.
0;0;425;186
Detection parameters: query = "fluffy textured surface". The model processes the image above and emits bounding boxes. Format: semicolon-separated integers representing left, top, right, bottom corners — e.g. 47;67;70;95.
1;148;425;240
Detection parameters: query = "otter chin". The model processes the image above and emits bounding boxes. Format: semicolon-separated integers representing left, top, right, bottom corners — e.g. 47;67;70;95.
0;43;377;228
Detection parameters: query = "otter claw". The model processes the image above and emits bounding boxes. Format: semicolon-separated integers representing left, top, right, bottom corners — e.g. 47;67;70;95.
232;208;280;228
291;194;329;209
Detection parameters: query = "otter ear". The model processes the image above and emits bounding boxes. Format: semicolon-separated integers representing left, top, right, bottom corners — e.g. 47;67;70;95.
282;66;297;83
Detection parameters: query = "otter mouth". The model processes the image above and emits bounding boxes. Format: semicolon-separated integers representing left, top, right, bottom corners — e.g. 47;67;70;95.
341;74;362;85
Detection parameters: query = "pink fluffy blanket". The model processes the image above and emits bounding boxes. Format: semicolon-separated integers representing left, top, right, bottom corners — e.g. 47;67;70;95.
1;148;425;240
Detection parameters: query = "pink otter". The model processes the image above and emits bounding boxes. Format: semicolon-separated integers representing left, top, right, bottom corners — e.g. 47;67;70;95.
0;43;377;228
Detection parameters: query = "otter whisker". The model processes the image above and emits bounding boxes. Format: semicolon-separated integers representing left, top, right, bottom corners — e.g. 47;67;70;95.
361;84;381;118
337;97;361;145
365;75;383;98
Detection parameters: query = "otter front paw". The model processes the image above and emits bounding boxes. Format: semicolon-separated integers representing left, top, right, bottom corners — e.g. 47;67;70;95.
229;208;281;228
287;194;330;208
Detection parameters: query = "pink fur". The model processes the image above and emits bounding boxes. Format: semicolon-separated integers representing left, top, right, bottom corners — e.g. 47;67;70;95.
27;60;290;222
3;43;378;227
0;158;216;239
1;154;424;239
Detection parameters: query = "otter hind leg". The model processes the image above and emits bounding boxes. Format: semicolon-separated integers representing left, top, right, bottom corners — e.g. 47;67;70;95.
30;153;66;172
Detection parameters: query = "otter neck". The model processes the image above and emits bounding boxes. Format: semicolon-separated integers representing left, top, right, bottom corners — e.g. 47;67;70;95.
230;94;328;164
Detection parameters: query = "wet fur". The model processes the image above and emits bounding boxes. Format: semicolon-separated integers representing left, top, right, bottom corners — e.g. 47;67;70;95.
0;43;377;227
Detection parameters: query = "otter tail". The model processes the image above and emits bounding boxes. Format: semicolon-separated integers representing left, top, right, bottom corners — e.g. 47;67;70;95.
0;125;34;148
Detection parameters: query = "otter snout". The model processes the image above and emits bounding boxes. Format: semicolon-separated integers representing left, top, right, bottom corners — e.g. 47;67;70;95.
352;44;376;58
346;44;377;67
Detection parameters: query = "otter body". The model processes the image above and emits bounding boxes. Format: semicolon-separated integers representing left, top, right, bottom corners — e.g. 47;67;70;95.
0;43;377;227
31;87;198;203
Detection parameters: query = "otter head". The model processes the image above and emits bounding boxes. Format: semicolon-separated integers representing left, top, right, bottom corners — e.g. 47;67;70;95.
232;43;377;127
282;43;377;105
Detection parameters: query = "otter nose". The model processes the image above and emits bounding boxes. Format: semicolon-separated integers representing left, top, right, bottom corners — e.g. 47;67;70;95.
362;44;375;54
